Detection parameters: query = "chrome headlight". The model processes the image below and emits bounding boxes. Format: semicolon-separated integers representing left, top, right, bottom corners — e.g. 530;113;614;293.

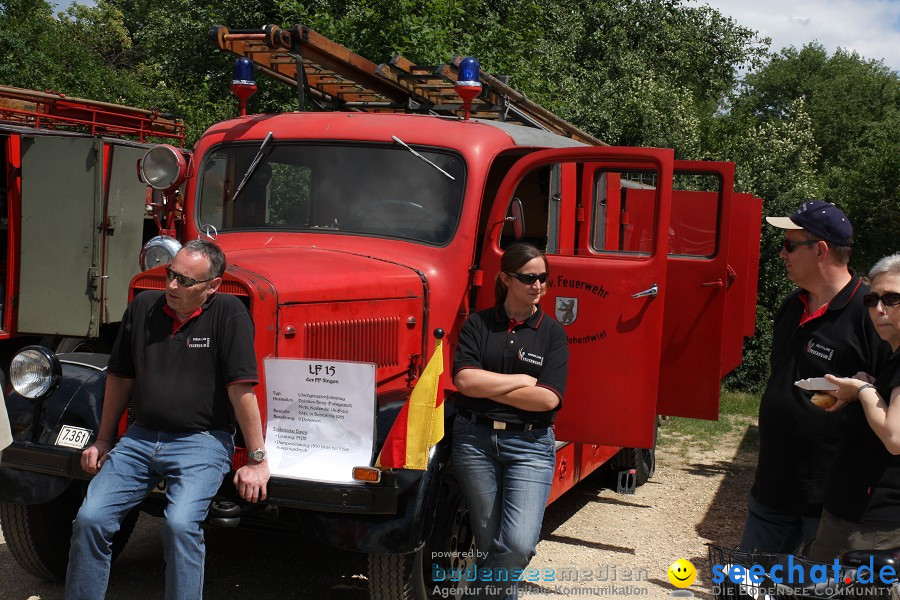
139;145;187;192
10;346;62;400
140;235;182;271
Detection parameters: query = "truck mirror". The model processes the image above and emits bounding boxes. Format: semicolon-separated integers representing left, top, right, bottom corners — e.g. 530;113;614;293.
507;197;525;240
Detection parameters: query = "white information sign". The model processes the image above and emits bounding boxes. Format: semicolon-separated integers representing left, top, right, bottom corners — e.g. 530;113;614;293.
264;358;376;483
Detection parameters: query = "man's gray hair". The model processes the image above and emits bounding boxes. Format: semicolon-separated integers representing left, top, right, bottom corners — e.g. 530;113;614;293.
181;238;226;278
869;253;900;281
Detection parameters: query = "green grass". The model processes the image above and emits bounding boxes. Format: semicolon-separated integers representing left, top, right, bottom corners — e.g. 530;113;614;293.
659;389;760;450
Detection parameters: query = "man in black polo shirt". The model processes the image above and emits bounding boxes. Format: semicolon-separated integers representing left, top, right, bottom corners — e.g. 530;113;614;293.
65;239;269;600
740;201;891;555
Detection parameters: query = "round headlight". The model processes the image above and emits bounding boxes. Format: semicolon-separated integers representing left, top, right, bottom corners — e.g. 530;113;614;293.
140;235;182;271
140;145;187;191
10;346;62;399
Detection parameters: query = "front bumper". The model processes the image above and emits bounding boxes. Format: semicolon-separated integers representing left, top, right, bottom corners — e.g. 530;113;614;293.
1;441;90;479
0;439;404;515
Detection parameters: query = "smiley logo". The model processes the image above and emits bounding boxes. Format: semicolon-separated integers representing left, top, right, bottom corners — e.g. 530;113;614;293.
667;559;697;588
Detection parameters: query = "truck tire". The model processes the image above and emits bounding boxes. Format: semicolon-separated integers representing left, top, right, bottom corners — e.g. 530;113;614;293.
607;419;659;488
368;471;475;600
0;485;138;581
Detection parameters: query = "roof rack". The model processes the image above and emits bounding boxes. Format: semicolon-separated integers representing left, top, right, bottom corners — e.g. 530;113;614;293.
0;85;185;145
210;24;606;146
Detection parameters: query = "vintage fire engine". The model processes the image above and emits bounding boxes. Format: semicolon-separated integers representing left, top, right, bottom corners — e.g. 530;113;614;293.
0;85;185;363
0;25;761;599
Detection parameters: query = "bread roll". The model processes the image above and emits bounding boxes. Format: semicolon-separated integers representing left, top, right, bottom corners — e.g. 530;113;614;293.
811;393;837;408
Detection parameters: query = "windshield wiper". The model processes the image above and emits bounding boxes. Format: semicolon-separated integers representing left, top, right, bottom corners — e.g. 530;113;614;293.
391;135;455;180
232;131;274;202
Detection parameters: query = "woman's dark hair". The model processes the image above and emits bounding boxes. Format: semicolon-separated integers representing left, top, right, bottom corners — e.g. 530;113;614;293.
494;243;549;304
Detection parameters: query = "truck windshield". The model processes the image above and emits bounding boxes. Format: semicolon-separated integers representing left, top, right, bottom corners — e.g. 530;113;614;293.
196;143;466;245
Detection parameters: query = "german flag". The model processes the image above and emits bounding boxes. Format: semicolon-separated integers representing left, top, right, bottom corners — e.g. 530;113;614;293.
376;339;444;470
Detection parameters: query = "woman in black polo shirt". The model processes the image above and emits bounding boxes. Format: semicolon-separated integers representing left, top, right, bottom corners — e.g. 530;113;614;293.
452;243;569;599
810;253;900;561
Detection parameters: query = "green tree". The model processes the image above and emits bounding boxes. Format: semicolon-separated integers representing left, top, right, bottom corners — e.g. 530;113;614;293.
729;44;900;271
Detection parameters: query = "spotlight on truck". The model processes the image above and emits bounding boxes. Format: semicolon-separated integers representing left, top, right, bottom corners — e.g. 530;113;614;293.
139;144;187;192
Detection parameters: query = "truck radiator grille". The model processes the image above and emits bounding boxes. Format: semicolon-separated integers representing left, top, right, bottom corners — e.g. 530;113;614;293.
304;318;399;367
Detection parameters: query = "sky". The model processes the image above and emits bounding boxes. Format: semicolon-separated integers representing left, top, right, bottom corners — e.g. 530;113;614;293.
695;0;900;73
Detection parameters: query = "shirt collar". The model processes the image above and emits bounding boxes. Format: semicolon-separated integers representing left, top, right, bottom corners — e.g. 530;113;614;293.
159;293;217;327
494;304;544;330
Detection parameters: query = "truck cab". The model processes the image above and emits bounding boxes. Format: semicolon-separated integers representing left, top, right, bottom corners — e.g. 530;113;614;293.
0;25;761;600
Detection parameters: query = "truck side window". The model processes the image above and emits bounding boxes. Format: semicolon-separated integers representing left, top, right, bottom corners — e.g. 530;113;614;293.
499;164;558;252
591;170;658;257
668;173;721;258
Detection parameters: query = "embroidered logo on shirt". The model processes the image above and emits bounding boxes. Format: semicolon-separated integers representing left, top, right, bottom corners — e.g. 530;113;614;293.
806;340;834;361
188;337;211;348
518;348;544;366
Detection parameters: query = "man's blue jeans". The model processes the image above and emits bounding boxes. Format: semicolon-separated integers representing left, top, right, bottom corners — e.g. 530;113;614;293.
451;413;555;600
65;425;233;600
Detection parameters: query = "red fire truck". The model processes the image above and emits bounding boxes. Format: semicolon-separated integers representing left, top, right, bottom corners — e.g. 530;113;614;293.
0;25;761;599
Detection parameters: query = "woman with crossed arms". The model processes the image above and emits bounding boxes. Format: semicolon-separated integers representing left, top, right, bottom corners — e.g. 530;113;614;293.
452;243;569;599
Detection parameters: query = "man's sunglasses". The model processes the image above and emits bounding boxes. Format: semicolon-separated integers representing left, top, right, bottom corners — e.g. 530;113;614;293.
782;239;822;253
863;292;900;308
506;272;548;285
166;266;214;288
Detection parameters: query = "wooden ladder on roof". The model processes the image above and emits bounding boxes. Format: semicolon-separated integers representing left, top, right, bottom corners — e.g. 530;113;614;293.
209;24;605;146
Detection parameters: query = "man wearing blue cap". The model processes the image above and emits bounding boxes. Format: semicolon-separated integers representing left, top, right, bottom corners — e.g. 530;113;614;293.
741;201;891;554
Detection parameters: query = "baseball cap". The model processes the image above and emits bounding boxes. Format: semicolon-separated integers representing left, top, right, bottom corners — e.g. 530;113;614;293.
765;200;853;247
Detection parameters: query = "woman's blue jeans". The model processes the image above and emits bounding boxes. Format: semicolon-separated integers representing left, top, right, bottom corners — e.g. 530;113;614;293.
65;425;233;600
451;413;555;599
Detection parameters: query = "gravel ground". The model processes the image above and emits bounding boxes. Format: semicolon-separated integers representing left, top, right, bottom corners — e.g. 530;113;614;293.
0;416;758;600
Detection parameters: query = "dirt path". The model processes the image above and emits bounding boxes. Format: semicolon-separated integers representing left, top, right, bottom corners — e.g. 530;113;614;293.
0;417;758;599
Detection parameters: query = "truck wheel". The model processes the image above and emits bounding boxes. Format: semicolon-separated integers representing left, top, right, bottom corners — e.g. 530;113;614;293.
368;472;476;600
607;419;659;488
0;485;138;581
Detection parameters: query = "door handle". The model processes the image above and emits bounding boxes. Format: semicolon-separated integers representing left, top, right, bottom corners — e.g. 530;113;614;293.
631;283;658;299
701;279;724;287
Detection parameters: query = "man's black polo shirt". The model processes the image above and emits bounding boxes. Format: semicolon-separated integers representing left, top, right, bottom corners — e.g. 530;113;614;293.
752;274;892;515
452;304;568;426
108;291;258;433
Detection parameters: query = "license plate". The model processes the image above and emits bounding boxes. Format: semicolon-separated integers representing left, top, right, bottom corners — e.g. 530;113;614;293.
56;425;92;449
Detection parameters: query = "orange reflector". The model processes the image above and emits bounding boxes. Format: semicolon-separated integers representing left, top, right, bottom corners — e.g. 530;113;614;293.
352;466;382;483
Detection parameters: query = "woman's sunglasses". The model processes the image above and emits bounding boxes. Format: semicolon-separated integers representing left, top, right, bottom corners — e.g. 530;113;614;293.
506;272;548;285
863;292;900;308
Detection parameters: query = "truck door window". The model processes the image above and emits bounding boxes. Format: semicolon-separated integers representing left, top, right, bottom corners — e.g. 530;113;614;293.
197;143;465;245
591;170;658;257
499;164;559;252
668;173;721;258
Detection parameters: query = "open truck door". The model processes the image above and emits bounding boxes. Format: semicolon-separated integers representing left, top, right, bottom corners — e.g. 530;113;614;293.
654;161;736;420
477;147;673;448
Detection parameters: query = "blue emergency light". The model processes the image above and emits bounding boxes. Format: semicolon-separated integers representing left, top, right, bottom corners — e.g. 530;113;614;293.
231;58;258;117
454;57;482;121
232;57;256;86
457;57;481;86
